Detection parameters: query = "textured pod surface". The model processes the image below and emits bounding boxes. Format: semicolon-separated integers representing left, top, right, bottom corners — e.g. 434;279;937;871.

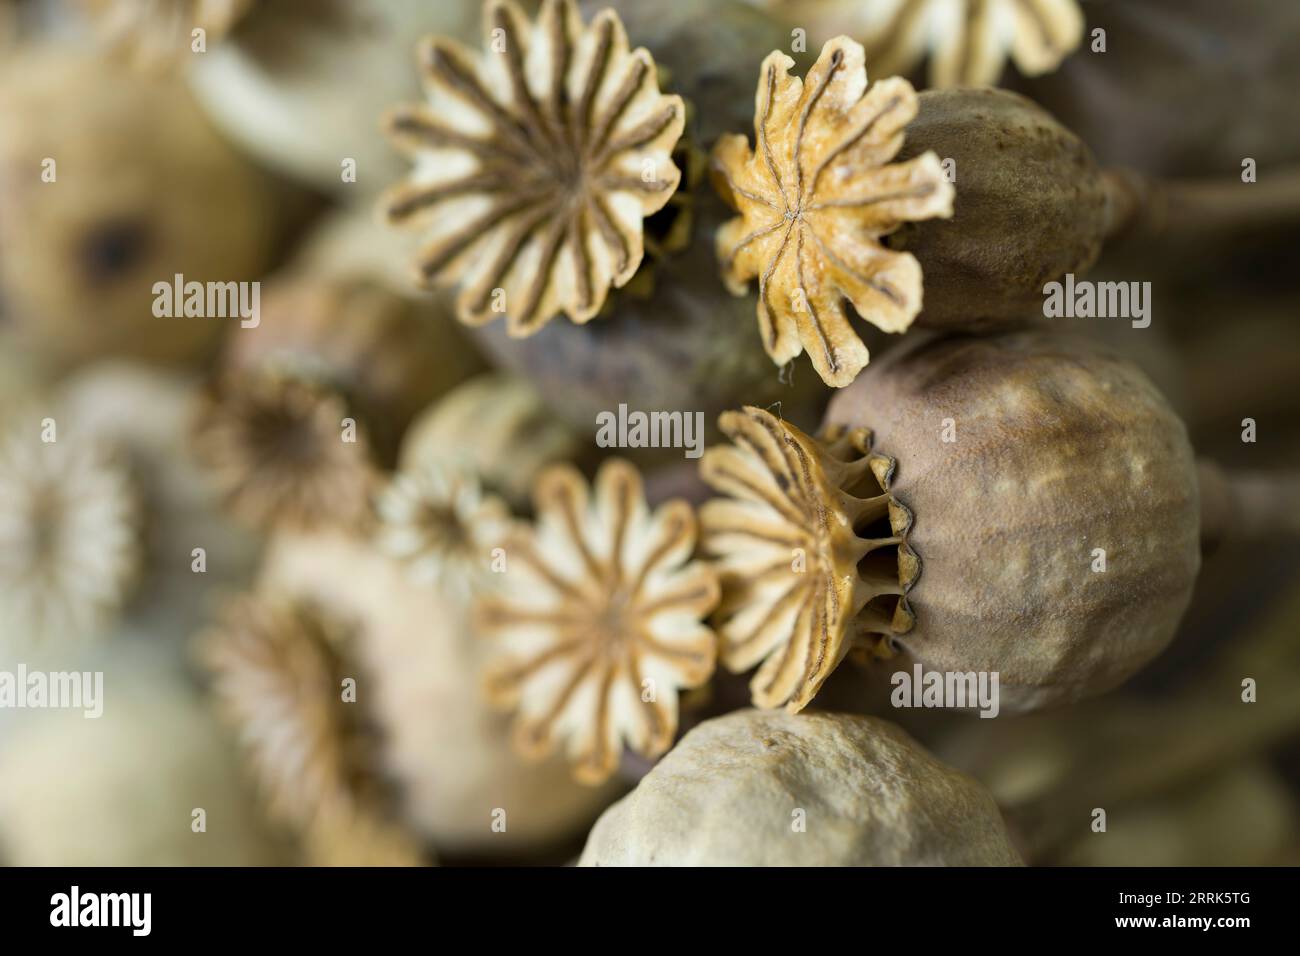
889;88;1109;330
0;48;280;367
825;329;1201;710
579;709;1022;866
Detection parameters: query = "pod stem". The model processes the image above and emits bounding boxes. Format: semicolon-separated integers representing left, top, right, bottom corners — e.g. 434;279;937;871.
1103;165;1300;242
1198;460;1300;551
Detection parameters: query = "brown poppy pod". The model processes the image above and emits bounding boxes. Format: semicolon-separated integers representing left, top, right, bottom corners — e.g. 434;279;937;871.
888;87;1111;330
822;329;1201;710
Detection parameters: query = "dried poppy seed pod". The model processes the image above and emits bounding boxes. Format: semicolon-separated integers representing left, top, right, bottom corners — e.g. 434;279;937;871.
579;709;1022;866
0;648;282;866
824;329;1201;710
0;47;285;368
0;407;142;651
703;329;1201;713
478;459;719;785
887;87;1109;330
711;35;956;388
198;592;427;866
380;0;685;335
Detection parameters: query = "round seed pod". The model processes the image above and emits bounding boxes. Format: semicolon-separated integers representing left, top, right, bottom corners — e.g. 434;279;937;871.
1021;0;1300;177
0;47;283;368
888;87;1110;330
822;329;1201;711
0;649;282;866
258;528;619;858
700;328;1201;714
187;0;480;196
579;709;1022;866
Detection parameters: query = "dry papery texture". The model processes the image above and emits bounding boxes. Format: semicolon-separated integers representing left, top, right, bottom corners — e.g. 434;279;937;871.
1022;0;1300;177
0;649;283;866
888;87;1109;331
79;0;255;71
0;406;141;651
0;48;281;367
700;405;917;712
188;0;481;195
823;329;1201;711
193;277;480;533
198;593;426;866
398;373;583;510
713;36;954;387
381;0;684;335
753;0;1083;88
478;459;719;785
580;709;1022;866
259;528;618;857
473;0;829;434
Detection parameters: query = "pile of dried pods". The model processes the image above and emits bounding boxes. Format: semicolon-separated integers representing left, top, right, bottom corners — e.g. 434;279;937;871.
2;0;1299;869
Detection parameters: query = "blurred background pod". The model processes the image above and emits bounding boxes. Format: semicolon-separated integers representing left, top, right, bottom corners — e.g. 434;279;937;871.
187;0;488;197
192;273;485;534
0;644;285;866
398;373;586;512
0;46;302;370
56;363;262;648
256;528;620;861
218;274;484;461
291;204;444;302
